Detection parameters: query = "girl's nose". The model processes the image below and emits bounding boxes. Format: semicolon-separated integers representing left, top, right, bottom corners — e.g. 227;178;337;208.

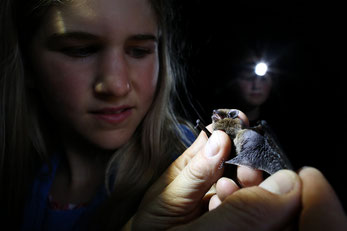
251;78;262;90
94;50;132;97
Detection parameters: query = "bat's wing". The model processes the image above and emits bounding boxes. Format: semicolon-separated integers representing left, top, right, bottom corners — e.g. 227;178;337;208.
260;120;293;168
225;120;293;175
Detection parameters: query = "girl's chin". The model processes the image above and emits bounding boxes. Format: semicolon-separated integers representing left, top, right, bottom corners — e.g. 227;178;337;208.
93;136;132;151
246;98;266;106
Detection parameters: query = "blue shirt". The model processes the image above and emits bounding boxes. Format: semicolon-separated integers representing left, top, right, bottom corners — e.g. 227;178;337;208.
21;126;196;231
21;154;108;231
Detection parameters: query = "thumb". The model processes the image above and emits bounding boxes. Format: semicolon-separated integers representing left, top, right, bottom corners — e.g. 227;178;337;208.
132;131;232;231
299;167;347;230
180;170;302;231
164;130;232;207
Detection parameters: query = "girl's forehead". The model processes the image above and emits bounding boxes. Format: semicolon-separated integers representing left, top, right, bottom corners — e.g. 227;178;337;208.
41;0;158;36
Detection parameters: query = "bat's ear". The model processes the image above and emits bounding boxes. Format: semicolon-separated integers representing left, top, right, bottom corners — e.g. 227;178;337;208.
227;109;239;119
259;120;268;127
250;122;265;135
255;120;266;126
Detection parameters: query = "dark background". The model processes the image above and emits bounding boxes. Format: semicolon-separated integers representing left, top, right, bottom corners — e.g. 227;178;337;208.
174;1;347;208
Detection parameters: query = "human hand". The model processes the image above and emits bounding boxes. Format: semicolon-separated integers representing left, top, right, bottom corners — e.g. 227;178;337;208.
127;112;262;230
197;167;347;231
298;167;347;230
126;106;347;231
180;169;302;231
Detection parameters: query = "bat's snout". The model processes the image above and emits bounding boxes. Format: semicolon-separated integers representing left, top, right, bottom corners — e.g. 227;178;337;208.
212;109;240;122
212;110;222;122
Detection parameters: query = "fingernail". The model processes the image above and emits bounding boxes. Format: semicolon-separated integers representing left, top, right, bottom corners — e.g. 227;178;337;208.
259;170;297;195
205;132;220;157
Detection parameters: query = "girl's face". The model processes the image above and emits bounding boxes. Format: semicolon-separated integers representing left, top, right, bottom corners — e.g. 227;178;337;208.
237;73;273;107
31;0;159;150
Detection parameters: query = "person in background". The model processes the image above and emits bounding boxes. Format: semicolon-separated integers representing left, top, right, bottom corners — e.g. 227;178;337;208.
233;65;274;124
1;0;346;230
222;49;283;127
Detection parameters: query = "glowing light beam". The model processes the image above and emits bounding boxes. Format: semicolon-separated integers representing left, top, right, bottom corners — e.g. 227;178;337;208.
254;62;268;76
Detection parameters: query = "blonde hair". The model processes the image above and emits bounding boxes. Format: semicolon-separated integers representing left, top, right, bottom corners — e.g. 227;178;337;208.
0;0;47;224
0;0;195;228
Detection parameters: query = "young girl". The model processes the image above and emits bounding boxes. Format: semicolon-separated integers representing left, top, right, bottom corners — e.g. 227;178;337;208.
0;0;196;229
2;0;347;230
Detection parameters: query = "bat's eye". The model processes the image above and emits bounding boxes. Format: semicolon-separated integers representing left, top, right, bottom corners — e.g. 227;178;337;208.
227;109;239;119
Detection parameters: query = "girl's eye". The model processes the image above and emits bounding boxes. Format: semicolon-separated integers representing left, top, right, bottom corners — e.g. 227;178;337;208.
127;47;153;59
60;45;99;58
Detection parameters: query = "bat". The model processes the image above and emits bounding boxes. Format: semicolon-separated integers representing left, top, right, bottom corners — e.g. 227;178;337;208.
196;109;292;175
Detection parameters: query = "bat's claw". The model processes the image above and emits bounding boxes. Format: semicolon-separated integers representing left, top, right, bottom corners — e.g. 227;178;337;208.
195;119;211;138
194;119;201;129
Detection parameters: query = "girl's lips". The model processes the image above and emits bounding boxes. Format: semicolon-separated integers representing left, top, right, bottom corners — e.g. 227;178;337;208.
249;93;263;97
91;107;133;124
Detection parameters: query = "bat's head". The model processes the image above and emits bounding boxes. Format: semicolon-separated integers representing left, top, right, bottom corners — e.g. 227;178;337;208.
212;109;245;138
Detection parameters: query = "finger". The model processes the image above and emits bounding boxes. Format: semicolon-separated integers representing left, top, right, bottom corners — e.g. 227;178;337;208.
215;177;239;201
163;130;231;212
148;125;214;196
203;184;217;211
134;131;232;230
181;170;302;231
209;194;222;211
181;124;214;160
298;167;347;231
237;166;263;187
168;124;214;177
205;184;216;198
208;177;239;211
235;110;250;127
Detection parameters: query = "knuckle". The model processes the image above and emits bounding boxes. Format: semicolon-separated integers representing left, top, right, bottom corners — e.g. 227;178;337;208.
185;160;207;183
223;188;274;229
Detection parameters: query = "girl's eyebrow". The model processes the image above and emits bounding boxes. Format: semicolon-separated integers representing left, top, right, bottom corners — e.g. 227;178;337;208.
46;32;158;45
47;32;98;42
45;32;99;48
128;34;158;43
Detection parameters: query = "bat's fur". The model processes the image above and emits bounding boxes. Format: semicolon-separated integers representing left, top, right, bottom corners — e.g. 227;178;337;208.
211;109;292;175
212;109;243;138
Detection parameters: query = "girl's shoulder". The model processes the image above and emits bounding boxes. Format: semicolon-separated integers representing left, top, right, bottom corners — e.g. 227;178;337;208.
178;123;197;147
